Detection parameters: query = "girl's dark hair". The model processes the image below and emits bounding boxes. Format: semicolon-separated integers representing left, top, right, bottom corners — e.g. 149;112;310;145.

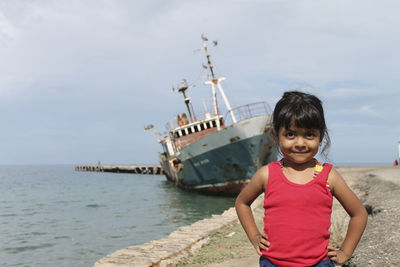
272;91;330;157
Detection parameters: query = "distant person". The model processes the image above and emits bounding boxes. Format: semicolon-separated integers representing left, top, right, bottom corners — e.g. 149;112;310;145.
236;91;367;267
394;160;398;166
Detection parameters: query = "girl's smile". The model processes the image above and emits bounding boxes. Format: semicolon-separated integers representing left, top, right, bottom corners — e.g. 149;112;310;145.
278;123;321;165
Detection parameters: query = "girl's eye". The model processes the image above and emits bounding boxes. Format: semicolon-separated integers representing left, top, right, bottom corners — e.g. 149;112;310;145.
305;132;316;138
285;132;295;138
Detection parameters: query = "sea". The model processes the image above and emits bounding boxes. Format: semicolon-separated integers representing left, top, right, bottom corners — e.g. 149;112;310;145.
0;165;236;267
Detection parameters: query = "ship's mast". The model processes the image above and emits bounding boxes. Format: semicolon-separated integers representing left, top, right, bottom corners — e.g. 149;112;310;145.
174;79;196;123
201;35;237;127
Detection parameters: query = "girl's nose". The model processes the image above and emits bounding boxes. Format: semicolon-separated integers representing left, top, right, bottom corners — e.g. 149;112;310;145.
295;137;306;149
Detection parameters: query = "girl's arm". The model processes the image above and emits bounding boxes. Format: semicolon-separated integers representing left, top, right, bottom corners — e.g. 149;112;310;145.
327;168;368;264
235;165;270;255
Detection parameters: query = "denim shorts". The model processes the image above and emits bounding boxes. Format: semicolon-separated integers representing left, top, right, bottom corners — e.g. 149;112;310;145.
259;256;335;267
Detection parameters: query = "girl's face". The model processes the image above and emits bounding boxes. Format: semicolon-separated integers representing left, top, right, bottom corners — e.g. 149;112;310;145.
277;122;321;165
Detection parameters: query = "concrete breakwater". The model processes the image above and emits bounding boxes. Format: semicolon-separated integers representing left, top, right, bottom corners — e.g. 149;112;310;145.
75;165;163;175
93;195;263;267
93;166;400;267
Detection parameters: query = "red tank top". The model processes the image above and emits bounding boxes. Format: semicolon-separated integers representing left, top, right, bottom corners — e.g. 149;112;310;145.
261;161;333;267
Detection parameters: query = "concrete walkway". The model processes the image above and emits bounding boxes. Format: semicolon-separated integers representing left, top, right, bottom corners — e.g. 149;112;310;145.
93;167;400;267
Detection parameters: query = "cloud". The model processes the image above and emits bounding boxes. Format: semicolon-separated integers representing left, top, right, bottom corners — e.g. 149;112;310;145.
324;87;384;100
0;11;18;45
335;104;381;118
1;0;400;164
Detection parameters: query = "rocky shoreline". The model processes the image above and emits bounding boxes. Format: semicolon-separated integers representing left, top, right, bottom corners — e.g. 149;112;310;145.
93;166;400;267
342;167;400;266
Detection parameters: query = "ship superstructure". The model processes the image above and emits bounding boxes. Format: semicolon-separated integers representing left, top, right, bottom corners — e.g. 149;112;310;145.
149;35;277;195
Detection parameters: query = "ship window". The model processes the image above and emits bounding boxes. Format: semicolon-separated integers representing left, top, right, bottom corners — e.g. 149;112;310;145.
181;130;186;136
200;123;205;130
188;127;192;134
174;132;179;138
206;122;211;128
196;125;200;132
212;120;217;127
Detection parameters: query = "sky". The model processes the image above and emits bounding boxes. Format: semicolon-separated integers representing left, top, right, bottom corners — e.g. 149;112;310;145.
0;0;399;165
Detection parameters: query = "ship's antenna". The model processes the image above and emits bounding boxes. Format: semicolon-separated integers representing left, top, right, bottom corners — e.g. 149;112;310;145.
144;124;161;142
172;79;196;123
197;34;237;126
202;34;218;81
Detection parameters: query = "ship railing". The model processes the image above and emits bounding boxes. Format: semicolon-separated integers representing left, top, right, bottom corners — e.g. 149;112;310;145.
164;101;271;132
224;101;272;126
165;111;218;132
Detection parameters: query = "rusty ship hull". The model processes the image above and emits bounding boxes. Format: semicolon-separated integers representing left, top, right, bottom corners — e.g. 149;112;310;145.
158;114;277;195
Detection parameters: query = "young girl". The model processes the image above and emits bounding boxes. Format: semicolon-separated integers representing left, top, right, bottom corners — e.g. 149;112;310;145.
235;91;368;267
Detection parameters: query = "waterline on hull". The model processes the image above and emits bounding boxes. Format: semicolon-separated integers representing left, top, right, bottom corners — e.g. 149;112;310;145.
193;179;251;189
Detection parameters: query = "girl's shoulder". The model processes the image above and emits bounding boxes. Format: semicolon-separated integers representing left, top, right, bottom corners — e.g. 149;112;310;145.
265;160;281;170
253;161;296;189
326;166;348;193
326;165;339;179
258;161;282;179
256;164;270;179
252;164;270;189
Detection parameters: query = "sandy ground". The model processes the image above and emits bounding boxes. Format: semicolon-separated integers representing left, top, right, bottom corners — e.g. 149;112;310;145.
176;166;400;267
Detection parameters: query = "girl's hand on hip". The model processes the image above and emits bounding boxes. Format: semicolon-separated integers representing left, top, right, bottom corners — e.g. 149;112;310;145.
252;232;270;255
327;245;350;264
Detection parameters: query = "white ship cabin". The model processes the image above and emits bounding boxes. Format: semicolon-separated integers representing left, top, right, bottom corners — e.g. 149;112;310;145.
170;113;224;151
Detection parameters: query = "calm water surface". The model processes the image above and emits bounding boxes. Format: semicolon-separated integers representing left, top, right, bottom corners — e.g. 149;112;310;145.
0;165;235;267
